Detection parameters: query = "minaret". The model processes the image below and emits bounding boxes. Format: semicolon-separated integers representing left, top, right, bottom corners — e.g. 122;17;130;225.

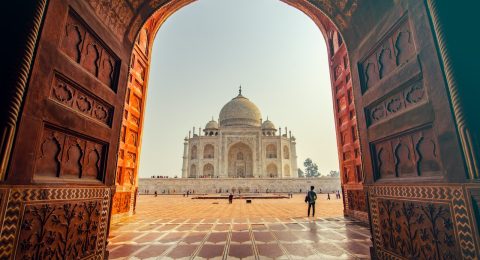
290;134;298;178
181;137;189;178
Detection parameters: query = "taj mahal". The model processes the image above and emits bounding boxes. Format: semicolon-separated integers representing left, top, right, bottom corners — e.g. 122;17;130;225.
181;88;298;178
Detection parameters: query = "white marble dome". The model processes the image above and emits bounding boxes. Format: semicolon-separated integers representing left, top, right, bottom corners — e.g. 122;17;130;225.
219;93;262;127
205;119;219;130
262;119;276;130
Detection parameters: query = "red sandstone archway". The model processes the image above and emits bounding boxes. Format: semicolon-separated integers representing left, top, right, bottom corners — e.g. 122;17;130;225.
115;0;367;223
2;0;478;259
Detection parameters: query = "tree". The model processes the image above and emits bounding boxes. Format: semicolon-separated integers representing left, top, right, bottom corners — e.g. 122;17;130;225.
303;158;321;177
297;168;305;177
328;170;340;177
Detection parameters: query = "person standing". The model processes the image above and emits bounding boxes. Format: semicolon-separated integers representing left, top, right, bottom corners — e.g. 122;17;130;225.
305;186;317;217
228;193;233;204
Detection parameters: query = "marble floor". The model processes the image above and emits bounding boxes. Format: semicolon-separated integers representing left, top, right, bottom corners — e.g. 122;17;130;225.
108;194;372;259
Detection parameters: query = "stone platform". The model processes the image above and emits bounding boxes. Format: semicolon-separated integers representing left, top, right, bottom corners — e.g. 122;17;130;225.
192;194;289;199
139;177;341;194
108;194;371;259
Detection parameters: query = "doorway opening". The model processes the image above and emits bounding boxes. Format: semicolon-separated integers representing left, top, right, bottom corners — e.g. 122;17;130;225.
112;0;367;242
113;0;367;224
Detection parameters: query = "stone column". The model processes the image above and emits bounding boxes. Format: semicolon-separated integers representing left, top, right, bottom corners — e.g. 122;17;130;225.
181;138;189;178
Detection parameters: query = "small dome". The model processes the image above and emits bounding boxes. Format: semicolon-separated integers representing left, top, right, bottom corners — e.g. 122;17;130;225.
219;91;262;127
205;119;219;130
262;119;276;130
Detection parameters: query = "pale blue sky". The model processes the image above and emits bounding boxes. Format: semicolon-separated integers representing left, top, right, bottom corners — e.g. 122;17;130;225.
138;0;338;178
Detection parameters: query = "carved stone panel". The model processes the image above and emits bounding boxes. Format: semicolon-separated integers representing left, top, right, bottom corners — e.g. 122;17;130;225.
360;16;417;91
369;185;478;259
51;74;113;125
111;191;131;214
17;201;102;259
366;80;426;125
378;199;458;258
85;0;134;39
371;126;442;179
35;127;106;181
347;189;367;212
0;187;110;259
61;11;119;90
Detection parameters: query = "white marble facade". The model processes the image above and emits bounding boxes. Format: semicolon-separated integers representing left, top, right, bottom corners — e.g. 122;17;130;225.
182;89;298;178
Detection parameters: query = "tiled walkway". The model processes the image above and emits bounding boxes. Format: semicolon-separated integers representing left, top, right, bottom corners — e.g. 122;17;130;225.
108;195;372;259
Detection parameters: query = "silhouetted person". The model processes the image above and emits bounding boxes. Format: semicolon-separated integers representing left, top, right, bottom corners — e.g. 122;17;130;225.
305;186;317;217
327;193;331;200
228;193;233;204
154;191;158;197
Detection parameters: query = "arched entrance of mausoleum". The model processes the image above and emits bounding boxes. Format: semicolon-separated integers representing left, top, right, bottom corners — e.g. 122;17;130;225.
1;0;478;259
228;142;254;178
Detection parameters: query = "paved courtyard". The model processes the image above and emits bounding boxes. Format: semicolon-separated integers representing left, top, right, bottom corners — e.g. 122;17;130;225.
108;194;372;259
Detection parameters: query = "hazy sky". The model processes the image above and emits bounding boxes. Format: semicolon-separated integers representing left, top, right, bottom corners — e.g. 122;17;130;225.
138;0;339;178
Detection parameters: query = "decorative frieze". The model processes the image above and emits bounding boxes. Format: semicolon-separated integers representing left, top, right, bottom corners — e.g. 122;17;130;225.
366;80;426;125
50;74;113;125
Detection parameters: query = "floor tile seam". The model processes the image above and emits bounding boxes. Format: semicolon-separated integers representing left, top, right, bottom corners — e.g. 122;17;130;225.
321;238;360;259
330;226;373;241
328;228;372;245
248;226;260;260
159;233;192;259
110;241;186;247
222;229;233;260
268;227;294;260
109;243;149;259
188;230;212;260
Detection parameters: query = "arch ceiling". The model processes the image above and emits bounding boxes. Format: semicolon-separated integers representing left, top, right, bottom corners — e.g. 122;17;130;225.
83;0;392;48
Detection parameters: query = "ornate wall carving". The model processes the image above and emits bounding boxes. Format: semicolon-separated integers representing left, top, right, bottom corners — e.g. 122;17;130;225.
36;127;105;181
61;11;119;90
360;16;417;91
371;126;442;179
111;191;131;214
347;189;367;212
50;74;113;125
366;80;426;125
17;201;102;259
0;187;110;259
85;0;134;39
369;185;478;259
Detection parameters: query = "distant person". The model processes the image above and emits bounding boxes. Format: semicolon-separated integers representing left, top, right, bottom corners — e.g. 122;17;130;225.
154;191;158;197
228;193;234;204
336;190;341;199
327;193;331;200
305;186;317;217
